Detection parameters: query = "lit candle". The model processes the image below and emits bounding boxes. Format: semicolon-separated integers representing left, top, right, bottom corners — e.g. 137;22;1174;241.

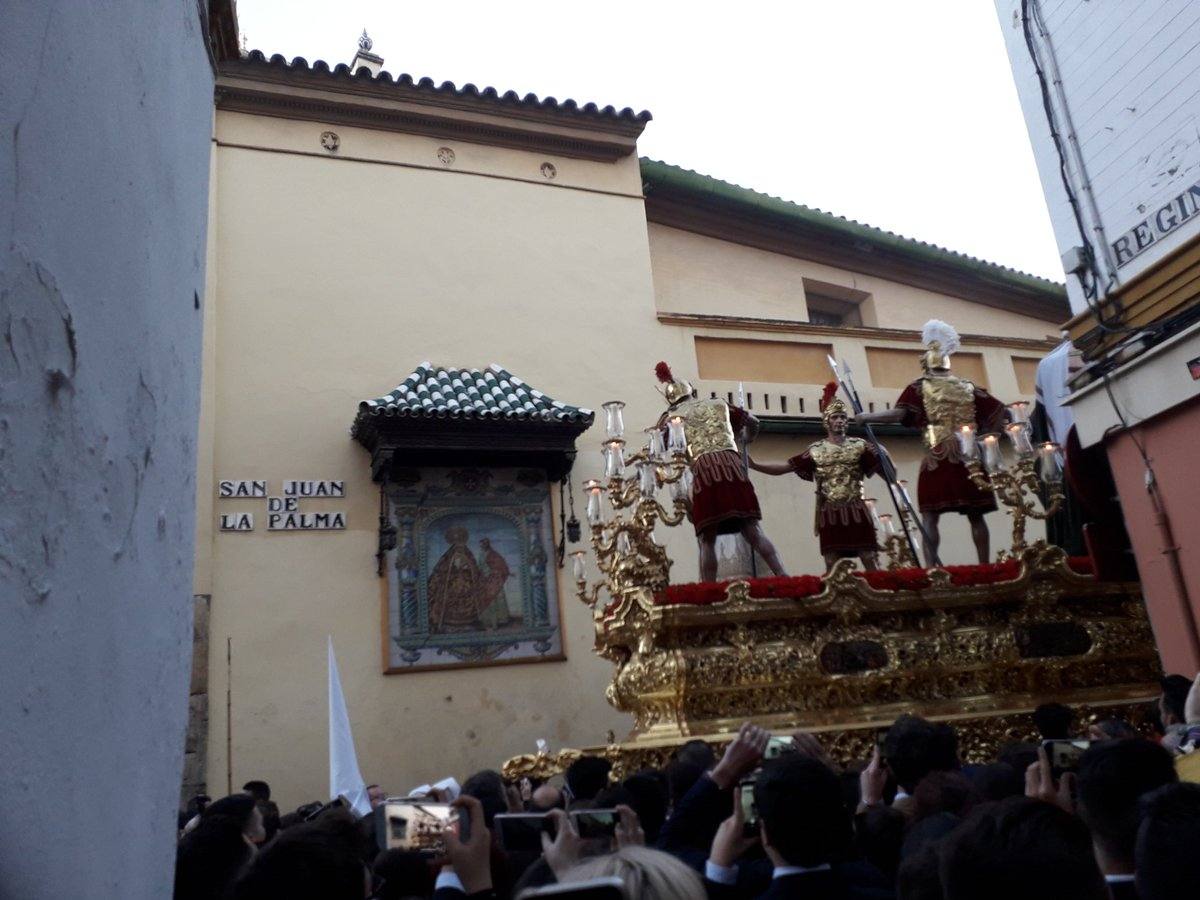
1038;442;1063;484
583;479;605;526
570;550;587;581
602;439;626;479
1008;401;1030;424
956;424;978;459
879;513;897;535
637;461;657;499
667;415;687;454
1006;422;1034;456
981;434;1003;473
602;400;626;439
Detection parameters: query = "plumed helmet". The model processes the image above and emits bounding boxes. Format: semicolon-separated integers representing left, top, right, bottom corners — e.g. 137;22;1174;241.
655;361;695;407
921;319;960;372
819;380;849;426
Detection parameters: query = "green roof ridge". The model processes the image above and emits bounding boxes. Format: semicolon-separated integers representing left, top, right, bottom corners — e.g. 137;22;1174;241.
639;158;1066;301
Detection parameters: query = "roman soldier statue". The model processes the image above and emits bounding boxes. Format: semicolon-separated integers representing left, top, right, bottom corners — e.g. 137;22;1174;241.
750;382;883;571
856;320;1006;565
655;362;787;583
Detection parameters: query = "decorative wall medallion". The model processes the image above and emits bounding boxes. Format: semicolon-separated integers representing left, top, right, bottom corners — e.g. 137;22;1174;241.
320;131;340;153
540;162;557;180
437;146;456;165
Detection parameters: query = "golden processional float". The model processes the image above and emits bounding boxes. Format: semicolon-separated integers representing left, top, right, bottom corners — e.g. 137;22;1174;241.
503;397;1160;781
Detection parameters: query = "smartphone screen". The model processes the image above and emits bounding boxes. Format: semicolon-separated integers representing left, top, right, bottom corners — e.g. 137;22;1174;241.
764;735;795;759
739;779;759;838
570;809;619;840
1043;739;1092;778
496;813;553;853
375;800;466;854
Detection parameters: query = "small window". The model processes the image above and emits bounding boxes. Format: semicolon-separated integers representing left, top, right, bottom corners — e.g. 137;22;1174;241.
805;293;863;327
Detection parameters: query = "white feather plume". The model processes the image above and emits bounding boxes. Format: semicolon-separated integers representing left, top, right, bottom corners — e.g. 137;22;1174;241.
921;319;960;354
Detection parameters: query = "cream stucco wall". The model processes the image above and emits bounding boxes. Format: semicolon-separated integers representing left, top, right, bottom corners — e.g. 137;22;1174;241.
198;109;1053;809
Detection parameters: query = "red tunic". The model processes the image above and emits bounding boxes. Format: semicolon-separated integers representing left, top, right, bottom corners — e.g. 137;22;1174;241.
789;440;881;554
688;406;762;536
895;379;1004;514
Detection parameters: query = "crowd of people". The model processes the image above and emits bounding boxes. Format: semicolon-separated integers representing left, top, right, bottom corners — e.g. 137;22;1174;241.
175;675;1200;900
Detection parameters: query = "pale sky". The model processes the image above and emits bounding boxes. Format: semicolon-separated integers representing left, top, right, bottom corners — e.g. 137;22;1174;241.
236;0;1064;282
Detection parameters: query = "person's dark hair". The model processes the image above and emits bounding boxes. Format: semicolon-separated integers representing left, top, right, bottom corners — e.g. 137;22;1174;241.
855;805;906;882
203;793;258;823
897;842;944;900
755;755;852;867
372;848;436;900
1075;738;1177;867
242;780;271;803
1160;674;1193;724
1089;717;1138;740
620;773;669;845
1135;782;1200;900
967;762;1023;803
665;760;706;807
234;809;366;900
912;771;978;823
1032;703;1074;740
673;739;716;770
938;796;1107;900
175;793;259;900
565;756;612;803
461;769;508;828
996;742;1038;778
882;715;959;793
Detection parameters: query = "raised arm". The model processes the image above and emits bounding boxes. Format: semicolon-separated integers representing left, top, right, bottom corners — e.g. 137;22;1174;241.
854;407;905;426
747;457;793;476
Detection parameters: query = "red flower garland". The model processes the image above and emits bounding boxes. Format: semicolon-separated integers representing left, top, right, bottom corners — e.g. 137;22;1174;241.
653;556;1097;607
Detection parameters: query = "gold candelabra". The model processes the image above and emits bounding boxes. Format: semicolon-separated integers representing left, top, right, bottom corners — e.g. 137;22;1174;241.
570;402;692;608
957;403;1065;557
865;489;921;570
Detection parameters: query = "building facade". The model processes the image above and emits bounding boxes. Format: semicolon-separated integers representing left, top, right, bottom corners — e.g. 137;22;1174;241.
192;41;1068;806
996;0;1200;672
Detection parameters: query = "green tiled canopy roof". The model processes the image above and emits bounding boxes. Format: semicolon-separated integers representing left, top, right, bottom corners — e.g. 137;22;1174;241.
355;362;594;426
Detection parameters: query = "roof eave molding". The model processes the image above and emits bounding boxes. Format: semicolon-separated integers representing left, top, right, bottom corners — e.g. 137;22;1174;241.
215;59;648;162
641;161;1070;323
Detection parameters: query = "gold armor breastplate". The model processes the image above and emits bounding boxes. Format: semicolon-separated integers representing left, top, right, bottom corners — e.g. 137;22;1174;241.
672;397;737;458
921;376;975;450
809;438;867;504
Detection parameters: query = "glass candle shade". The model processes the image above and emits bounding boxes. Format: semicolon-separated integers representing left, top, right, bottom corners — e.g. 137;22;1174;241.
602;439;626;479
671;468;693;503
616;531;632;555
1039;442;1064;484
583;480;605;526
570;550;587;582
1008;401;1030;425
602;400;625;439
864;497;881;526
879;513;897;535
981;434;1004;474
637;461;657;499
667;416;687;455
1006;422;1034;456
645;427;666;460
956;424;978;459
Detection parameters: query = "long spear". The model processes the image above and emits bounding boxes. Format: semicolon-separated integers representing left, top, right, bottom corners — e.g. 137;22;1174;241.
827;356;940;567
737;381;758;577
